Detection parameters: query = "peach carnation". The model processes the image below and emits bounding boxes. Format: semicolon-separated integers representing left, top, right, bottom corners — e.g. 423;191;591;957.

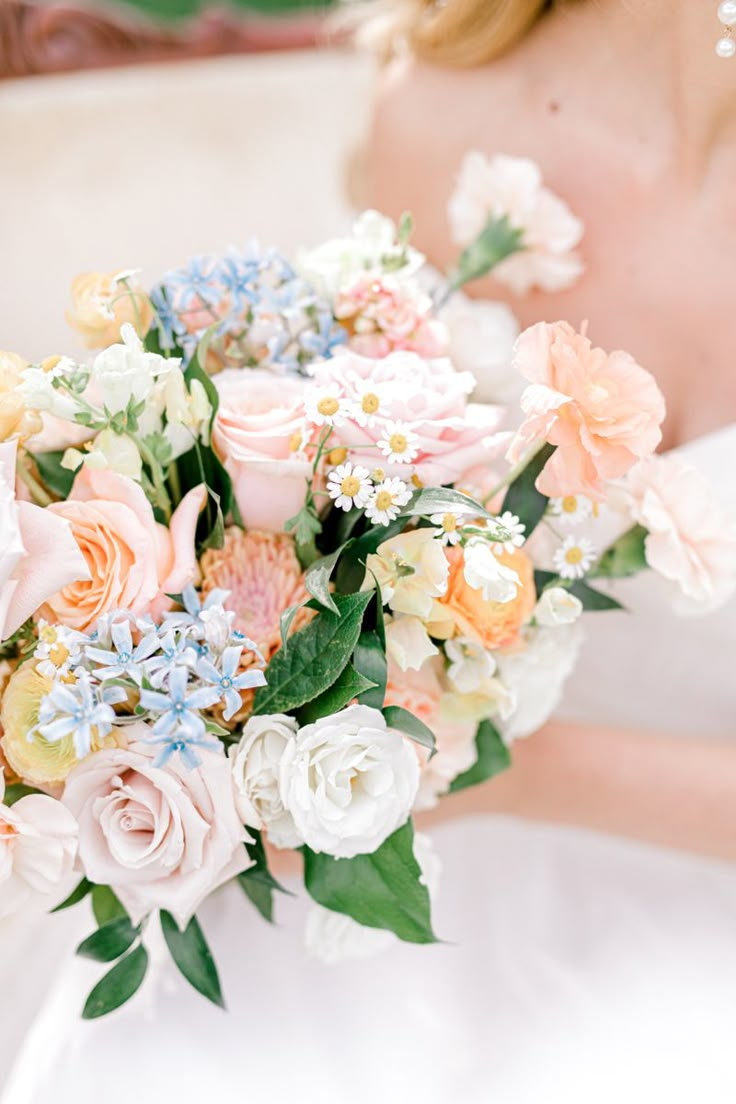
507;321;665;502
431;545;536;650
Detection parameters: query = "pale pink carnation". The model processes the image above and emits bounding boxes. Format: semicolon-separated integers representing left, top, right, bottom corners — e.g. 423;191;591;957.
621;454;736;615
507;321;665;502
335;272;447;359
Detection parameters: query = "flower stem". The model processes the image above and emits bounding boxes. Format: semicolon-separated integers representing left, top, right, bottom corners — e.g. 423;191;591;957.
481;439;546;507
16;451;53;506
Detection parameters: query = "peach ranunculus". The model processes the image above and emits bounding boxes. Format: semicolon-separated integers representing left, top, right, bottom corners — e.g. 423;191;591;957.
507;322;666;502
40;467;206;632
66;271;153;350
621;454;736;615
0;351;42;443
0;770;78;919
0;439;89;642
63;726;252;926
385;656;477;810
212;369;315;532
429;544;536;650
309;350;507;487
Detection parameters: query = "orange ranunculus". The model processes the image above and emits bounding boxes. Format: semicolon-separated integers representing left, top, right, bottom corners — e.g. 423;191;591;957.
66;271;153;349
432;544;536;650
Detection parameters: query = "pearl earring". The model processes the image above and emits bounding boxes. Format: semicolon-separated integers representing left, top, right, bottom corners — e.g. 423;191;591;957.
716;1;736;57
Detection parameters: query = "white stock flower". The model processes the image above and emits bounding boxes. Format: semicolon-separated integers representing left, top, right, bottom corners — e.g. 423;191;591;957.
535;586;583;627
364;528;449;619
229;714;301;850
385;616;439;672
20;360;84;422
160;370;213;457
445;636;496;694
462;538;520;603
279;704;419;859
497;623;584;742
63;427;143;481
304;832;441;965
90;323;175;415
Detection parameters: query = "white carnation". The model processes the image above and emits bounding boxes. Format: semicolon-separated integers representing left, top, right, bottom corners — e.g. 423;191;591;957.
497;623;584;742
229;714;301;850
280;704;419;859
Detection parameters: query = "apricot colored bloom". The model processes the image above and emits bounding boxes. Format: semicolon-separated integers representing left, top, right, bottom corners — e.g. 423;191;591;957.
66;271;153;349
507;321;665;502
0;351;42;443
334;272;446;359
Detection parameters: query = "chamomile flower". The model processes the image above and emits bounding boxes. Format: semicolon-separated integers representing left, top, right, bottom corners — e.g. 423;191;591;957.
377;421;420;465
430;511;465;546
350;380;389;427
34;621;85;680
365;478;413;526
553;535;597;580
492;511;526;555
327;462;373;511
304;385;350;428
549;494;594;526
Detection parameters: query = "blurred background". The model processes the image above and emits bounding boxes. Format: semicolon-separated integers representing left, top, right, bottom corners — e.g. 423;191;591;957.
0;0;374;357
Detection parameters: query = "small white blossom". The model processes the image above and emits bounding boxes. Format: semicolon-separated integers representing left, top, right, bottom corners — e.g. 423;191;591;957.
429;511;465;546
377;421;420;465
445;637;497;694
553;536;597;580
365;477;412;526
463;538;520;603
349;380;390;427
304;385;350;428
549;494;594;526
535;586;584;627
34;621;86;680
492;511;526;555
327;462;373;512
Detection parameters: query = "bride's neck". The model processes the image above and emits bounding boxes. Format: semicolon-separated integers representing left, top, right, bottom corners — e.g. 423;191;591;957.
543;0;736;178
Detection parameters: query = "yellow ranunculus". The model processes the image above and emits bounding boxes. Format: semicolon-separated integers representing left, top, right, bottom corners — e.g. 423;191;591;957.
0;351;42;443
66;271;153;349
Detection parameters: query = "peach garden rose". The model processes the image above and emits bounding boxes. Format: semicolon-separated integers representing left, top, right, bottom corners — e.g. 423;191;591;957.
66;271;153;350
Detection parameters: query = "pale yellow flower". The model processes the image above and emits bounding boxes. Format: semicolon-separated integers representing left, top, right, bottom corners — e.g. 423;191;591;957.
0;351;42;443
66;271;153;349
364;528;449;621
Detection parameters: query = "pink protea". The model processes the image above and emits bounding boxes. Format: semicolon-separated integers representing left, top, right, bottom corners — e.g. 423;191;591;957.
335;272;447;359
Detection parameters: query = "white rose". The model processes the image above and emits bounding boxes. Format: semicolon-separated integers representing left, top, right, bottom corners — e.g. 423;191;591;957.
497;623;584;742
534;586;584;627
0;772;78;919
280;704;419;859
385;616;439;672
462;538;520;603
90;324;175;416
229;714;301;850
304;832;441;964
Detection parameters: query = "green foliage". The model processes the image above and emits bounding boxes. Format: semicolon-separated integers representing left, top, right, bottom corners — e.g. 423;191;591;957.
3;782;40;806
253;591;372;716
303;821;437;944
237;831;292;924
285;499;322;569
33;450;75;499
594;525;649;579
51;878;93;913
297;664;377;723
502;443;556;536
91;885;127;927
334;517;406;594
111;0;334;23
448;214;525;292
82;945;149;1020
449;720;511;793
304;544;351;614
160;911;225;1009
352;630;387;710
77;917;140;963
382;705;436;759
534;570;624;612
401;486;491;522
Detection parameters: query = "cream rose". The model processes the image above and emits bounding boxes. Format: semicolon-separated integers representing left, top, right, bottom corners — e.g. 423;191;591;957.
0;771;78;919
229;714;301;850
63;726;252;926
212;369;313;532
279;704;419;858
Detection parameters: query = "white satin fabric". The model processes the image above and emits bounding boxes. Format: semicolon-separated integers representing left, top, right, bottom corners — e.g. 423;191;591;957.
3;426;736;1104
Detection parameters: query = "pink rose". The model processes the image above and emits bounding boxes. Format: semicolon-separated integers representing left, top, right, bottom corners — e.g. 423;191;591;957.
41;467;205;632
385;656;477;811
507;321;666;501
63;726;252;926
335;273;447;359
212;369;313;531
0;439;89;641
622;454;736;615
311;351;506;486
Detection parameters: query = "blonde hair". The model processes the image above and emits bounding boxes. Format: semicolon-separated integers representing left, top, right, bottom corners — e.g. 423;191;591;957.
362;0;557;68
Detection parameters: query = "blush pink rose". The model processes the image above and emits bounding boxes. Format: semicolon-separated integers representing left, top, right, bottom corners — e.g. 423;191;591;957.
40;467;205;632
63;726;252;926
385;656;477;811
507;322;666;501
311;351;507;486
212;369;314;532
0;439;89;641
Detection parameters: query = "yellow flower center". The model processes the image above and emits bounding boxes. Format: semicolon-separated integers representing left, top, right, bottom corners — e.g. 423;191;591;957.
328;447;348;465
374;490;393;511
442;513;458;533
40;355;61;374
39;626;58;644
562;496;581;514
361;393;380;415
48;644;70;667
565;546;584;566
317;396;340;417
388;433;408;454
341;475;361;497
289;432;303;453
371;467;386;482
411;473;424;489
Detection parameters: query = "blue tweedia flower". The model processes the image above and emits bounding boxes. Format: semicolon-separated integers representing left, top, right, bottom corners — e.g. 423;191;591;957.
36;673;126;760
84;619;160;687
149;285;186;351
138;666;221;768
143;629;198;689
218;254;261;314
299;311;348;360
163;255;220;310
196;646;267;721
162;584;231;635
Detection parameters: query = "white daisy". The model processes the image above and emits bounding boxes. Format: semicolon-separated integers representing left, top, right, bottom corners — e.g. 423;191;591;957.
430;511;465;546
350;381;389;427
377;421;420;465
492;511;527;556
304;385;350;428
553;535;597;580
34;621;86;680
365;478;413;526
548;494;594;526
327;462;373;512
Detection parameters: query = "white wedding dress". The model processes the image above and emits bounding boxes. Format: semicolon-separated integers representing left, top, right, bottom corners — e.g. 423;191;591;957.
3;424;736;1104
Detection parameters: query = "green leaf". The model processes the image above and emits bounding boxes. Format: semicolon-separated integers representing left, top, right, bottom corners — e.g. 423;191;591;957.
279;601;305;651
77;917;139;963
253;591;372;716
237;830;292;923
502;443;556;536
3;782;39;806
304;544;350;614
533;571;625;612
449;720;511;793
160;911;224;1008
297;663;377;723
352;630;387;710
33;450;75;499
383;705;436;759
334;516;406;594
448;213;525;291
51;877;93;913
593;524;649;579
82;945;149;1019
92;885;127;927
400;486;491;522
285;501;323;569
303;821;437;944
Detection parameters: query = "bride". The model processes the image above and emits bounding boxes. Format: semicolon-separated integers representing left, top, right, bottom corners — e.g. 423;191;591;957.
4;1;736;1101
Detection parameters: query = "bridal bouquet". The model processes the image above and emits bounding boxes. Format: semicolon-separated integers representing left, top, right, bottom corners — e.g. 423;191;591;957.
2;154;734;1018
